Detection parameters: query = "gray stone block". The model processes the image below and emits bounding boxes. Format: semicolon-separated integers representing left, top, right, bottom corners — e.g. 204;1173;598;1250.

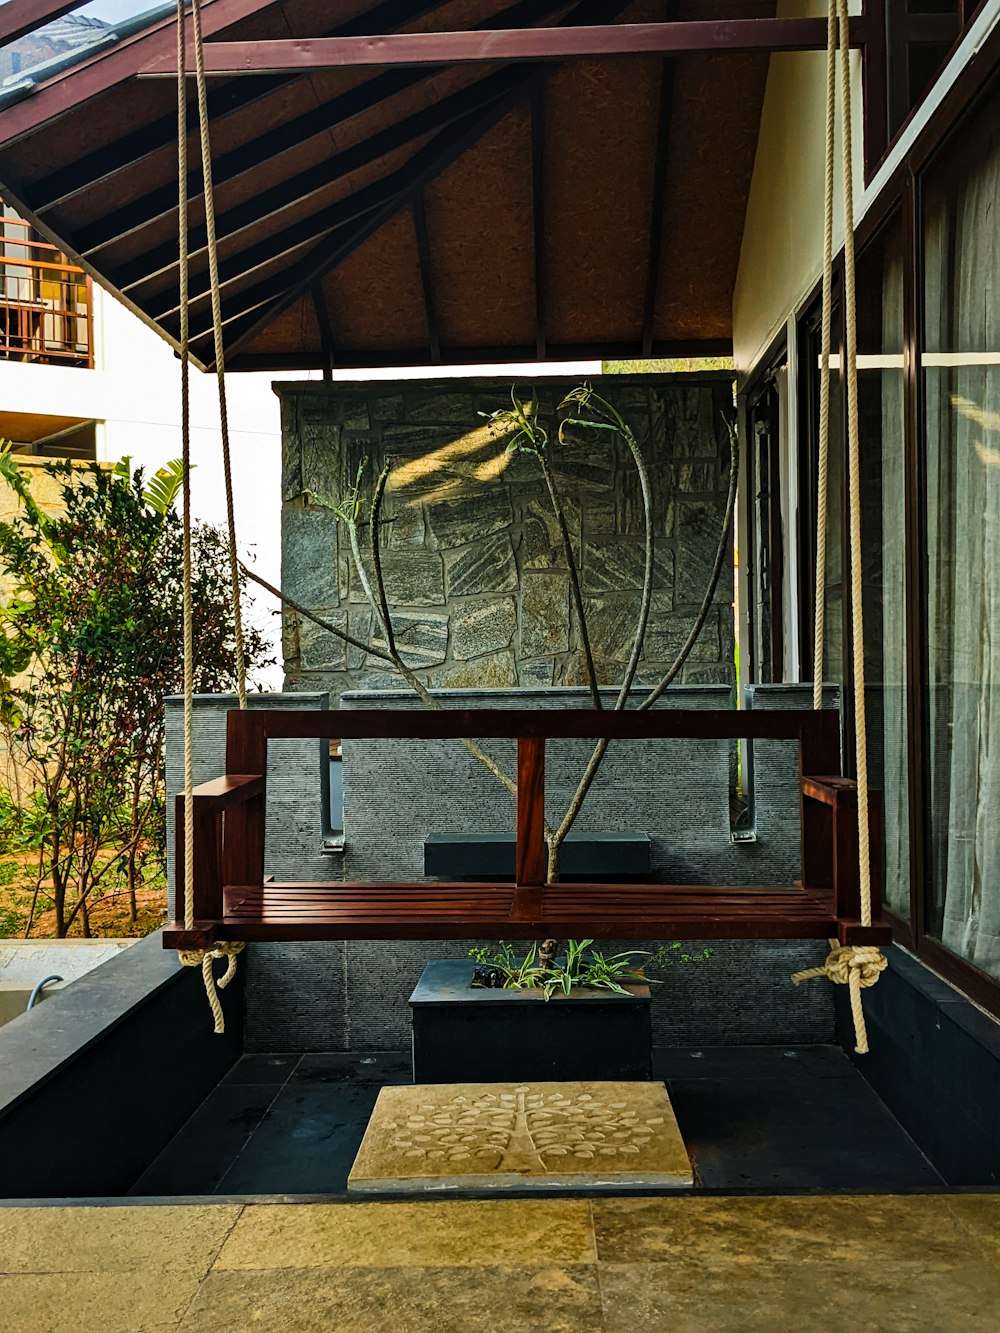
369;612;449;669
452;598;517;660
583;540;674;595
425;489;513;549
520;571;570;657
349;550;444;606
444;533;517;598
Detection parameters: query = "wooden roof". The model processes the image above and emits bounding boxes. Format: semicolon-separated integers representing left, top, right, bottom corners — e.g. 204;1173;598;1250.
0;0;777;371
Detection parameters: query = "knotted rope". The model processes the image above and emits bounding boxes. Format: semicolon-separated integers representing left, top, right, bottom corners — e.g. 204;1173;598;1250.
175;0;248;1031
179;941;245;1034
798;0;886;1055
792;942;887;1054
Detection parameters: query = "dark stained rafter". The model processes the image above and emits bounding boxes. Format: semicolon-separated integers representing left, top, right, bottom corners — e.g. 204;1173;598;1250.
56;0;574;250
188;74;547;362
150;17;867;76
100;0;625;299
0;0;793;371
226;339;735;371
31;0;455;216
185;0;638;365
310;282;334;381
79;63;528;262
642;56;675;358
411;190;441;364
118;67;533;305
530;80;545;361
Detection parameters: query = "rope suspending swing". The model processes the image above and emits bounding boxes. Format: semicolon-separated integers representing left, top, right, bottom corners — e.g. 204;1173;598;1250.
176;0;247;1033
791;0;887;1053
167;0;887;1044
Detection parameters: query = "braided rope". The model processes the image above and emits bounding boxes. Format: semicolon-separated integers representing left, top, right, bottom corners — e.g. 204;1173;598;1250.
175;0;245;1031
190;0;247;711
792;942;887;1054
179;942;246;1035
795;1;886;1055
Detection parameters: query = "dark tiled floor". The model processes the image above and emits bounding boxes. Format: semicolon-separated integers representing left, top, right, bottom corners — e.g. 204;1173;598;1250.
130;1046;942;1197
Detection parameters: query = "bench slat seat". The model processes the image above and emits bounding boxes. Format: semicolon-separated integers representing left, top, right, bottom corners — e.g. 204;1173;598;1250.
163;708;892;953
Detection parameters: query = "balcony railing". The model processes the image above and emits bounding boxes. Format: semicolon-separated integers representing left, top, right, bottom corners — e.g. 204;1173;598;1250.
0;217;92;367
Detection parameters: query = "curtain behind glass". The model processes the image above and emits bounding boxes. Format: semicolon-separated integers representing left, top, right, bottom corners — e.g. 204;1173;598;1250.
923;86;1000;978
858;220;909;920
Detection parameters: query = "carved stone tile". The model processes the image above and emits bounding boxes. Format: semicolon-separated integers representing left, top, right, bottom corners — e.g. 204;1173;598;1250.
349;1082;692;1192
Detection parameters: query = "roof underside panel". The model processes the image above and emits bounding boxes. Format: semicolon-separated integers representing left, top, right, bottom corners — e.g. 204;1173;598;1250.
0;0;775;370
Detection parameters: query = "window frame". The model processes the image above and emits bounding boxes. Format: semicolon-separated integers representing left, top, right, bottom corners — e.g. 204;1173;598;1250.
785;46;1000;1017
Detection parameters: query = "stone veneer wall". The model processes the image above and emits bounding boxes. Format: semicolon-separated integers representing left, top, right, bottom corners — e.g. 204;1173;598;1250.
276;374;735;703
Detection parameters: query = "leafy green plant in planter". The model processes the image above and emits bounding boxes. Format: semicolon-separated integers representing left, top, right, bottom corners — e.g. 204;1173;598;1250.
469;939;713;1000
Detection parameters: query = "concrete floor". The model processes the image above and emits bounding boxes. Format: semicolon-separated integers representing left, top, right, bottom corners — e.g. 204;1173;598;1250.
0;1195;997;1331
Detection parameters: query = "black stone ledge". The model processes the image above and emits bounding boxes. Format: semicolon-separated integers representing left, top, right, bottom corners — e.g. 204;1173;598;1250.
837;946;1000;1186
0;931;242;1199
424;832;652;881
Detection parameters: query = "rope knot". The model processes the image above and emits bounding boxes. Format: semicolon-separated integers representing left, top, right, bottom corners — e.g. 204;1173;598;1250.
798;943;886;989
791;942;887;1054
179;942;245;1034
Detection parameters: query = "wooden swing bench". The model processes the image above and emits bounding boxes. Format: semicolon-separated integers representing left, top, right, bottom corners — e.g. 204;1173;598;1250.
163;708;892;952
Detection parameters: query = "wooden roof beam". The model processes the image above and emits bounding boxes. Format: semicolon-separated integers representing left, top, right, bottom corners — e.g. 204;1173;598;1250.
192;75;547;367
412;191;441;365
111;69;524;297
0;0;285;148
31;0;455;216
79;64;525;262
310;283;335;382
148;17;868;77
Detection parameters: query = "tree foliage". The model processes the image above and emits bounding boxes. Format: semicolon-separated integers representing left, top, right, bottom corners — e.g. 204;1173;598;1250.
0;451;270;936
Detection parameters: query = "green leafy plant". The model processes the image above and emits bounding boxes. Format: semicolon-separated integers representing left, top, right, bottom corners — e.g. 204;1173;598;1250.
468;938;711;1001
0;447;271;937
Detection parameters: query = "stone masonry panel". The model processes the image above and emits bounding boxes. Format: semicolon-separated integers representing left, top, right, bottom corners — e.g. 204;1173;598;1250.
277;376;735;705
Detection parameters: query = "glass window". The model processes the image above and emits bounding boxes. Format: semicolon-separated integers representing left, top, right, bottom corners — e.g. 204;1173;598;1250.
798;294;845;691
856;213;909;921
922;82;1000;978
0;2;173;105
746;354;785;685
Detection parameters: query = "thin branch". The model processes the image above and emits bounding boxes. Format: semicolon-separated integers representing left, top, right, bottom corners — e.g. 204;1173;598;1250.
640;418;739;712
368;462;397;658
240;563;394;663
545;394;656;873
537;450;601;709
350;480;519;803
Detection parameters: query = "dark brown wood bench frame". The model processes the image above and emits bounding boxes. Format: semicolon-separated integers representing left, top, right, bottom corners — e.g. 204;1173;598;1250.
163;708;891;951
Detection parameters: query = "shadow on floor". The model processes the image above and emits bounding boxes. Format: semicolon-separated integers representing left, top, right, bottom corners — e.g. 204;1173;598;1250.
129;1045;943;1198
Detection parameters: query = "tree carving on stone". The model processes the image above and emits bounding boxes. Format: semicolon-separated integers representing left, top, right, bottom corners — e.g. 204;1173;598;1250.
380;1085;666;1174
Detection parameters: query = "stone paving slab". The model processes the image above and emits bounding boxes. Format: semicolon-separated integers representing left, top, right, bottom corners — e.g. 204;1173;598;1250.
0;1196;997;1332
348;1081;693;1193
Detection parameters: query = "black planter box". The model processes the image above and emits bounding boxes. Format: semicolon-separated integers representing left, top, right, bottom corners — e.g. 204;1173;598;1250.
409;959;653;1084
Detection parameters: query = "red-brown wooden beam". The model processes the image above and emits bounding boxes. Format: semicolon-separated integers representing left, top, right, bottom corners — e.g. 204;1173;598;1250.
146;18;868;77
516;736;547;888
